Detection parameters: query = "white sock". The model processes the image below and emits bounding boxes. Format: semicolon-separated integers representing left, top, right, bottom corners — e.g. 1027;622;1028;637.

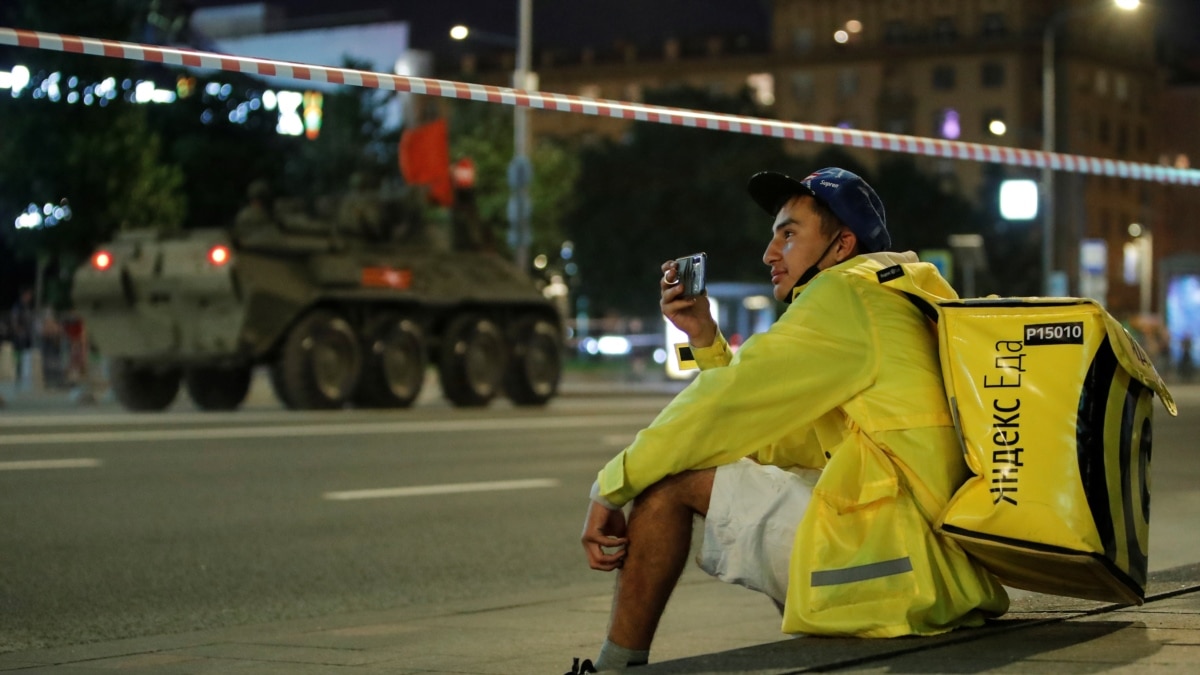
595;640;649;670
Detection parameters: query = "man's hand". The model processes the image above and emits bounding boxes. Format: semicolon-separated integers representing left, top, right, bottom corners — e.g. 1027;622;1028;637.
581;500;629;571
660;259;716;348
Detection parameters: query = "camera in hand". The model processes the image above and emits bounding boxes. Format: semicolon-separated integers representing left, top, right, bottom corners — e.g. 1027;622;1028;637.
673;252;707;297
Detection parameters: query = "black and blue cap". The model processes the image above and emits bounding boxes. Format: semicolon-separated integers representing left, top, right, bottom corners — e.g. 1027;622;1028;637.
747;167;891;253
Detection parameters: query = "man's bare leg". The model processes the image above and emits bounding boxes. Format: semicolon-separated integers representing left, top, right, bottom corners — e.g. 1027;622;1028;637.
607;468;715;652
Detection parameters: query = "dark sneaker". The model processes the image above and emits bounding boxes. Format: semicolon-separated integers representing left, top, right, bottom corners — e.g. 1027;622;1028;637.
564;657;598;674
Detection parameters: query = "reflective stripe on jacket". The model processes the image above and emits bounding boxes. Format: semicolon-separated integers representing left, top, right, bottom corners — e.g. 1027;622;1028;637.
596;251;1009;637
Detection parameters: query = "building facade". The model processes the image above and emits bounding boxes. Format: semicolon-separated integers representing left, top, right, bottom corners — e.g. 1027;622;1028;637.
459;0;1182;319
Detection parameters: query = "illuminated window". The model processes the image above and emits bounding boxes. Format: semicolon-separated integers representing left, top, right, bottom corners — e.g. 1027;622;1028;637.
747;73;775;106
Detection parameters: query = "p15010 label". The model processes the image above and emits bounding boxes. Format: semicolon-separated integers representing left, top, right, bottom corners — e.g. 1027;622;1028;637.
1024;321;1083;345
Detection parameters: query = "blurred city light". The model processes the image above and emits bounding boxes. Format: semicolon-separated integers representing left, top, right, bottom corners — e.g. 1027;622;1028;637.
0;64;31;93
92;251;113;271
939;109;961;139
96;77;117;98
1115;0;1140;9
276;91;304;136
15;204;42;230
988;119;1007;136
135;80;176;104
742;295;772;310
303;91;324;139
846;20;863;33
14;201;72;230
1128;222;1144;238
596;336;632;355
533;254;548;269
999;179;1039;221
746;73;775;106
44;72;61;102
834;30;849;44
207;245;231;266
450;25;470;40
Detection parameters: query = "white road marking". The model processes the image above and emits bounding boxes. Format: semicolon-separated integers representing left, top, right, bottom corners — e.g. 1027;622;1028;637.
324;478;560;501
0;397;671;428
0;411;308;428
0;414;653;447
0;458;102;471
602;434;637;446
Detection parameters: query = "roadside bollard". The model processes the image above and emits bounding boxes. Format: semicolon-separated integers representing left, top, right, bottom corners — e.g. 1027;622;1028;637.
0;341;14;403
0;342;14;384
21;349;45;393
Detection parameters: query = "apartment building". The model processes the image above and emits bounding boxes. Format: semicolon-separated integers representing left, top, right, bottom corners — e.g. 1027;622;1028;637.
459;0;1176;316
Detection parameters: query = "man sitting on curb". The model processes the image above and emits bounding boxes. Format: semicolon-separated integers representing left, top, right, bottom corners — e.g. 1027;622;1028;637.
575;167;1008;672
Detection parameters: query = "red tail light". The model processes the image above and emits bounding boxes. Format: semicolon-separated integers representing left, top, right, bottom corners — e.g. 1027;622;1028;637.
207;244;231;266
91;250;113;271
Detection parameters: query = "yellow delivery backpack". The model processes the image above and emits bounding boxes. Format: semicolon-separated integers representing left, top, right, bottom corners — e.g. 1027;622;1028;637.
881;268;1177;605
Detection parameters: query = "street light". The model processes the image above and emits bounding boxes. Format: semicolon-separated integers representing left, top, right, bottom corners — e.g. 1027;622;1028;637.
449;25;517;47
1041;0;1140;296
449;0;534;274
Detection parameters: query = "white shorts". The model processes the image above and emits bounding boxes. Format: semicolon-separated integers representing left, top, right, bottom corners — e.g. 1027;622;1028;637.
697;459;819;604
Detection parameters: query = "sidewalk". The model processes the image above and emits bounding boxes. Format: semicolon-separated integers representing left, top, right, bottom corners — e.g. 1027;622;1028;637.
2;563;1197;673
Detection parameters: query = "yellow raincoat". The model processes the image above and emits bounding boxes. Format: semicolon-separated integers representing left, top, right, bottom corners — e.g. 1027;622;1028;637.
596;251;1009;637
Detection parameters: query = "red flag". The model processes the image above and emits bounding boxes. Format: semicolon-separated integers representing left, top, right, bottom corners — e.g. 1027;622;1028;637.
398;119;453;207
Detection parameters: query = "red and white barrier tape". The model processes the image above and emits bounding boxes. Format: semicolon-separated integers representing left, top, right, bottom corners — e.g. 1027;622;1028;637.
3;26;1199;186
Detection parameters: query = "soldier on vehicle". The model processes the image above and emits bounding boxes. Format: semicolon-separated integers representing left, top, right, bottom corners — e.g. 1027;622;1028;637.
233;180;281;244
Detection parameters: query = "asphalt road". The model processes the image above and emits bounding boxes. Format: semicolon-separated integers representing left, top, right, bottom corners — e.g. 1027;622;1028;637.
2;385;1198;655
0;394;669;653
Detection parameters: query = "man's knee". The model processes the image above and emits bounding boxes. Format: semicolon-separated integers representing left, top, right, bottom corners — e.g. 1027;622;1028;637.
635;468;715;517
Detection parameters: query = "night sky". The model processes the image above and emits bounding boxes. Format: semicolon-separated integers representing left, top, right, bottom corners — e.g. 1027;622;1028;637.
189;0;765;54
187;0;1199;59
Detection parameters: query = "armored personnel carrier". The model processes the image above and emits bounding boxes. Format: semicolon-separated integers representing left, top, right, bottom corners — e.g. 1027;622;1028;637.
72;184;563;412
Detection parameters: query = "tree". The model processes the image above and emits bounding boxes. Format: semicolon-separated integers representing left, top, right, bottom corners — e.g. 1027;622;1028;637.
0;0;186;308
562;89;1021;317
281;58;402;200
447;99;581;266
564;86;791;318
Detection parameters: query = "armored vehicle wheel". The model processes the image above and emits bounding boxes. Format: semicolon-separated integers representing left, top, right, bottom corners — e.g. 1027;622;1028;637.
438;314;506;407
504;316;562;406
185;365;253;411
110;359;182;412
354;314;426;408
273;309;362;410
